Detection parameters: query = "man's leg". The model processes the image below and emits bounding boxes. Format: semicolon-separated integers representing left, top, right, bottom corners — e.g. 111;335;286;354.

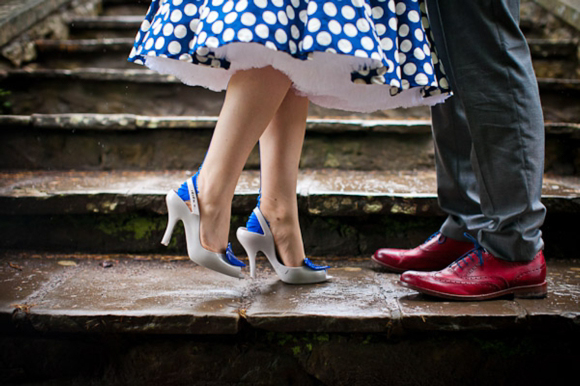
426;0;546;262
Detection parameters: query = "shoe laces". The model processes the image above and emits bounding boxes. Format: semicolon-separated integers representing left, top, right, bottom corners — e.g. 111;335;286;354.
453;233;485;269
424;231;447;245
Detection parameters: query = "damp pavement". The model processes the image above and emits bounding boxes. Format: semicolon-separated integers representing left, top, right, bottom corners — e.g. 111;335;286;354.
1;252;579;335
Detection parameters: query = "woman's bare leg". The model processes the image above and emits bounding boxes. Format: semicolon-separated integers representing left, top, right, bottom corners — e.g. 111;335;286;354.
197;66;292;253
258;89;309;267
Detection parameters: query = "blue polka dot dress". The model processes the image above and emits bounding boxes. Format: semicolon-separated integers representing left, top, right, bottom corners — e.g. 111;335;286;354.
128;0;450;112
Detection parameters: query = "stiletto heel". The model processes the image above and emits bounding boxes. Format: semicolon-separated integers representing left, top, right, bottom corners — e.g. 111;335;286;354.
160;174;245;278
237;207;329;284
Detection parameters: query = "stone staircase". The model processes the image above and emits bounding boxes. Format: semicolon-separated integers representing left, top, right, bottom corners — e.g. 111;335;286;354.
0;1;579;385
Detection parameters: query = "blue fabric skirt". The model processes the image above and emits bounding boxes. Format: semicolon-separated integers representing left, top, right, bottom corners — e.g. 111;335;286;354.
128;0;451;112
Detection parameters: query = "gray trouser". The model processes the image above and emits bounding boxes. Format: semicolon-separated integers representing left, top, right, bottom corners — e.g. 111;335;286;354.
425;0;546;261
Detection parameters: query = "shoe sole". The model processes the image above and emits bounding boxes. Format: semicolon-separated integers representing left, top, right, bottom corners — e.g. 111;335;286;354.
400;281;548;301
371;255;407;273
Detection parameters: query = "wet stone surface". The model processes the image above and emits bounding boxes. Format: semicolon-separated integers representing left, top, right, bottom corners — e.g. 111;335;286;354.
1;253;579;335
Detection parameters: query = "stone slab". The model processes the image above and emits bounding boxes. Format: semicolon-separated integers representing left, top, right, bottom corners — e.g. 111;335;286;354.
245;265;397;332
1;254;245;334
1;254;579;335
1;170;579;216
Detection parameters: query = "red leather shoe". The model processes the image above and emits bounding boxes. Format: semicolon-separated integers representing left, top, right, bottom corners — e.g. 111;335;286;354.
372;232;473;273
400;248;547;301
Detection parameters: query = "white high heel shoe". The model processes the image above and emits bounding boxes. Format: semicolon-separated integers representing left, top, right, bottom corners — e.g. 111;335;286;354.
237;207;329;284
161;177;244;279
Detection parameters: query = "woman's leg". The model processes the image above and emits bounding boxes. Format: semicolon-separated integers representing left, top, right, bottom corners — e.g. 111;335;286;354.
258;89;309;267
197;66;292;253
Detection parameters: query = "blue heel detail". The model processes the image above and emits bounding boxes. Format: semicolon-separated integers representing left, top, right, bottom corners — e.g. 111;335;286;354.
225;243;246;267
177;171;200;201
246;194;269;235
303;258;330;271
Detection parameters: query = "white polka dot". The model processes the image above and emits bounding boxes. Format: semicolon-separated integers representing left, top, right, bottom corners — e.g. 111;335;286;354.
134;59;144;64
146;51;156;56
155;36;165;49
197;32;206;44
323;2;337;16
286;5;295;19
254;0;267;8
145;37;154;49
241;12;256;26
371;52;382;61
263;11;277;25
167;40;181;54
224;12;238;24
289;40;297;54
398;52;406;64
265;41;277;50
195;21;204;34
308;18;321;33
351;0;364;7
388;17;397;30
440;78;449;89
238;28;253;41
163;23;174;36
272;0;284;7
380;37;393;50
376;24;386;36
388;0;396;13
223;28;235;41
222;1;234;13
235;0;248;12
355;49;369;58
344;23;358;37
408;10;420;23
174;24;187;38
180;53;192;62
307;2;318;15
291;0;300;7
328;20;342;34
361;36;374;50
423;43;431;56
386;59;395;72
184;4;197;16
212;0;224;6
317;31;332;46
338;39;352;53
356;18;370;32
372;7;384;19
171;9;183;23
396;3;406;15
278;10;288;25
291;25;300;39
299;10;308;24
206;36;219;48
275;29;288;44
212;20;224;34
207;11;219;24
255;24;269;38
153;22;162;35
423;62;433;74
400;39;412;52
398;24;409;37
341;5;356;19
189;19;199;33
414;29;424;41
140;20;151;31
403;62;417;75
413;47;425;60
303;35;313;50
402;79;410;89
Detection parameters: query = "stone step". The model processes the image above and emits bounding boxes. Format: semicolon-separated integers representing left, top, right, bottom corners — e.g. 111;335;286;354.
0;169;578;257
0;252;578;385
30;36;579;78
2;68;579;122
1;114;578;174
